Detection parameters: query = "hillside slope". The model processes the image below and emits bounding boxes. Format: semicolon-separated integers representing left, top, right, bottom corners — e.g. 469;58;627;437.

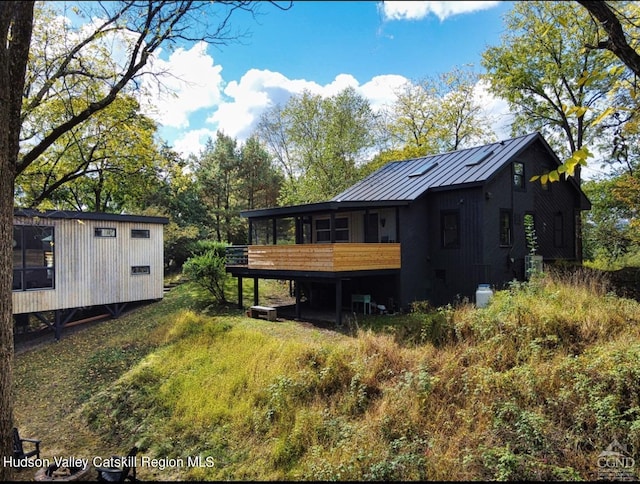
13;272;640;481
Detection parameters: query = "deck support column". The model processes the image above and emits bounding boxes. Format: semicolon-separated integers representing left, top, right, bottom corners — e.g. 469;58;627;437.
335;278;342;326
253;277;259;305
237;277;243;309
295;280;301;319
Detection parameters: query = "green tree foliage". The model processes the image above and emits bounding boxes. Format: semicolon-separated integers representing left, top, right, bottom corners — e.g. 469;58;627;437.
16;95;160;211
0;2;289;474
239;136;282;211
582;130;640;265
482;1;624;180
135;147;209;272
197;132;241;243
370;66;496;172
583;177;635;264
256;87;376;204
195;131;281;244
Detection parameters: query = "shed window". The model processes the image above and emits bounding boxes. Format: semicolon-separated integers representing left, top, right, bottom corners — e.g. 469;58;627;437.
500;210;513;246
95;227;116;237
316;217;349;242
131;229;150;238
131;265;150;275
13;225;55;291
441;211;460;249
513;162;525;190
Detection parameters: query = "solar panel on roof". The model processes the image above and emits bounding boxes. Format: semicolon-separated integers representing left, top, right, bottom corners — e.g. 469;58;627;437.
408;161;437;177
465;147;494;167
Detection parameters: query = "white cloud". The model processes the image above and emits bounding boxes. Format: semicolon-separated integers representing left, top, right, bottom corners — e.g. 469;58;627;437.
166;69;513;158
140;41;224;129
473;79;513;140
380;1;501;22
359;74;409;112
141;44;511;159
205;69;322;142
171;128;218;158
205;71;411;146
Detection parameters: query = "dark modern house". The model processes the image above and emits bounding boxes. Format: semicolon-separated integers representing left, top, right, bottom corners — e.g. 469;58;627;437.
226;132;591;324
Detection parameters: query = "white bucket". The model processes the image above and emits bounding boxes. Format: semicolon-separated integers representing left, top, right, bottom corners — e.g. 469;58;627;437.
476;284;493;308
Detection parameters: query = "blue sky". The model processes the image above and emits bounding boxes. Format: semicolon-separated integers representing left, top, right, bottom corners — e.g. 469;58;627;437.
139;1;515;157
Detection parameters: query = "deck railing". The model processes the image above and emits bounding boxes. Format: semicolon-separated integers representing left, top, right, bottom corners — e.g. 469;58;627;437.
225;245;248;266
226;243;401;272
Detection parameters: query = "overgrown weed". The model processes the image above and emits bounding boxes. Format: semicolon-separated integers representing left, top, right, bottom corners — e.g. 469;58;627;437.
14;271;640;481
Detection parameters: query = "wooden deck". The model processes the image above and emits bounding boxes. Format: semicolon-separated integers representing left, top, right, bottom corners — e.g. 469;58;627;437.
241;243;401;272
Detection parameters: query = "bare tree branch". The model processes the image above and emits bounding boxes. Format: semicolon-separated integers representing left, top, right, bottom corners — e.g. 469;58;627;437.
577;0;640;76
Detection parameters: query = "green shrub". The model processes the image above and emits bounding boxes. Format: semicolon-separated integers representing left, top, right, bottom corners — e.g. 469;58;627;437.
182;242;229;304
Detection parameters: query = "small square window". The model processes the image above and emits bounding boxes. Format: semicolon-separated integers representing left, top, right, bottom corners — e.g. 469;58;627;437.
131;229;150;238
95;227;116;237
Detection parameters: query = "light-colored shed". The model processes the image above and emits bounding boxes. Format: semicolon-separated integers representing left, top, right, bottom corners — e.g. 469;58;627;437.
12;209;169;338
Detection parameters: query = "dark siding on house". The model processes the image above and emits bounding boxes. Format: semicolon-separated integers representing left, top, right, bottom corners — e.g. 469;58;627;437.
398;196;431;307
397;186;486;308
426;187;484;306
482;138;582;289
483;159;525;285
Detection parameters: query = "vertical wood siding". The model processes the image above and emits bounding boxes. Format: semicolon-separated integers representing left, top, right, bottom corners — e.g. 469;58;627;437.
13;217;164;314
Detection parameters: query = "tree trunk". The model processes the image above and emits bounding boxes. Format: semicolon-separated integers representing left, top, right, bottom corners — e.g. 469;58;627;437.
0;2;34;480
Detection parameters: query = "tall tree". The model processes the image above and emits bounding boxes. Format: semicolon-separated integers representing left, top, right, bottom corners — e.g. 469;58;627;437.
257;87;377;204
196;132;281;244
16;95;159;211
197;132;242;243
0;3;34;475
239;135;282;211
370;66;496;172
482;0;622;178
0;2;290;477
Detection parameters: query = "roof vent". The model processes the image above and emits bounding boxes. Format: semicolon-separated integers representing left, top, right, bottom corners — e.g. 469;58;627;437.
408;161;438;177
465;147;494;167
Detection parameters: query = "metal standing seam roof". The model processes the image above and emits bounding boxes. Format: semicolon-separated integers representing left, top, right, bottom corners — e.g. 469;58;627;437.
13;208;170;224
331;132;543;202
240;132;589;219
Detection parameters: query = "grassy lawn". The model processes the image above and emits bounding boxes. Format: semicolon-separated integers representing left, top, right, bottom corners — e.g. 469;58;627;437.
11;278;341;481
11;270;640;481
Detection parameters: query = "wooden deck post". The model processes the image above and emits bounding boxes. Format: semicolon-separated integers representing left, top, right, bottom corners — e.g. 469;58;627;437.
237;277;243;309
335;278;342;326
253;277;259;306
295;280;301;319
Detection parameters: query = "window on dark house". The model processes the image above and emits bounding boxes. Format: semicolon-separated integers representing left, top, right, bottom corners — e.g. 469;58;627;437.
441;211;460;248
554;212;564;247
499;210;512;246
315;217;349;242
13;225;55;291
513;162;525;190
